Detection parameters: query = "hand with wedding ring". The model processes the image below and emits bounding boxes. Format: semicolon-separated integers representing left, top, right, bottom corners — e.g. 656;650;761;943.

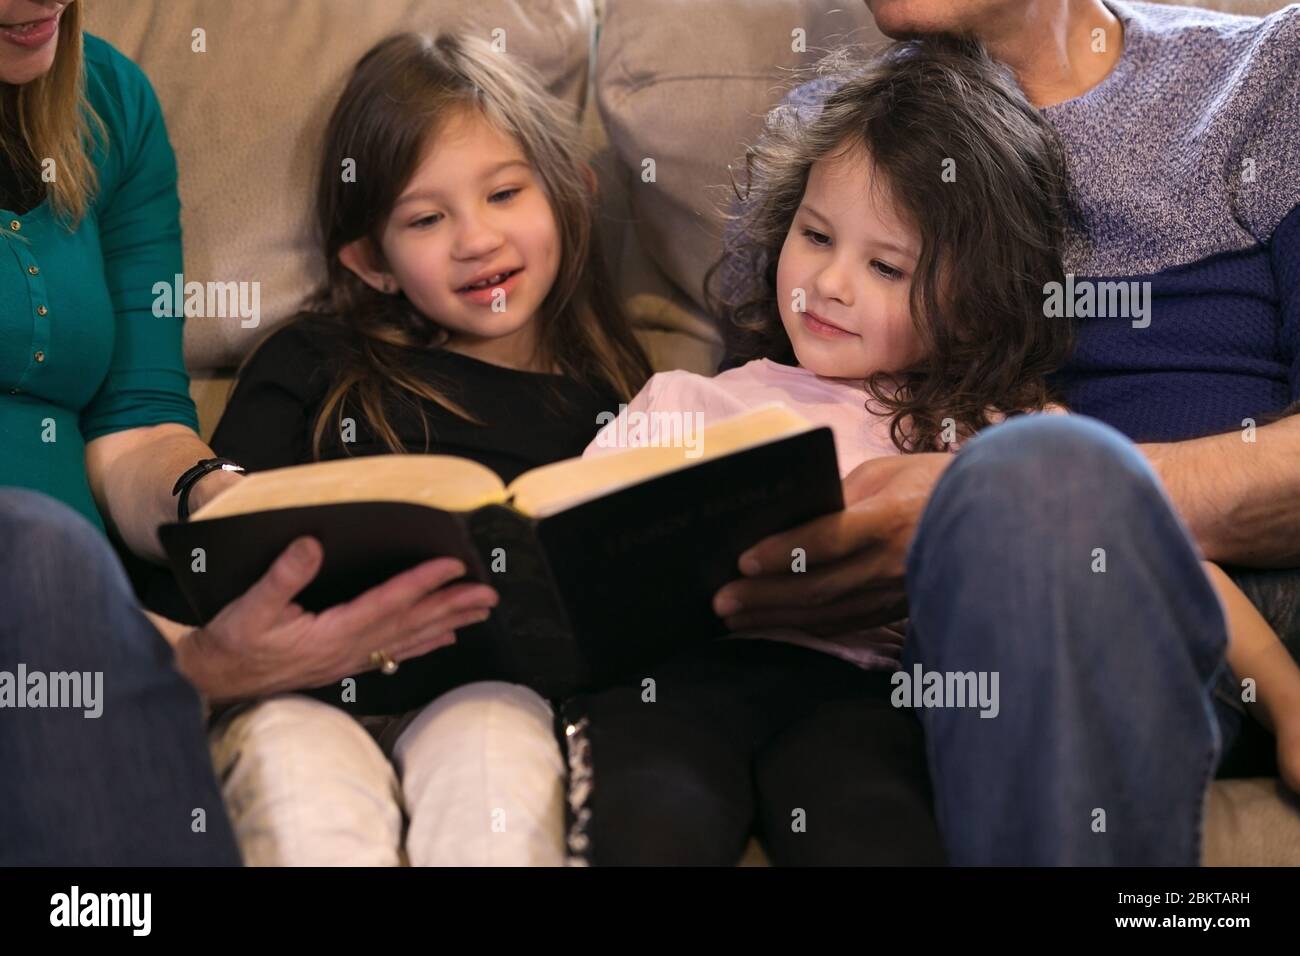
369;649;400;676
174;537;499;703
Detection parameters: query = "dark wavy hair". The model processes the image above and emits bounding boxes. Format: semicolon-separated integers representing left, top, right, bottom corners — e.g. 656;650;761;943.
707;37;1075;452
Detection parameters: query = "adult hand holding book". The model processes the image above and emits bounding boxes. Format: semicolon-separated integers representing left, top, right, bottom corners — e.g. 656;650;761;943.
713;452;953;635
172;537;499;705
160;405;844;711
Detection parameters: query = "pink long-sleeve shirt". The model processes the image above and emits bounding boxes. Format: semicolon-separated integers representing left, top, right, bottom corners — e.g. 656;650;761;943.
584;358;909;670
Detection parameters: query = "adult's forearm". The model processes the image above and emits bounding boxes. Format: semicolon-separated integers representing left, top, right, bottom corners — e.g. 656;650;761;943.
1143;413;1300;568
88;424;242;563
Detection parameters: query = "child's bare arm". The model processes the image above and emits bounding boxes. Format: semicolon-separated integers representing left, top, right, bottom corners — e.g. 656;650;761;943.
1202;562;1299;731
1202;561;1300;791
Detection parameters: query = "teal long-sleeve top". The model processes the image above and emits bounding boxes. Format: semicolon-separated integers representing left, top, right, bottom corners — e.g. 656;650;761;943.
1;34;198;534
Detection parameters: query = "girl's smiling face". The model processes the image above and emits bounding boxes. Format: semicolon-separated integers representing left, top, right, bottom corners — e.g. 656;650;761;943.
776;144;925;380
341;107;562;370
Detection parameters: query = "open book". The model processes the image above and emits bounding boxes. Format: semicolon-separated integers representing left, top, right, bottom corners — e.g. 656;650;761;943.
160;405;842;713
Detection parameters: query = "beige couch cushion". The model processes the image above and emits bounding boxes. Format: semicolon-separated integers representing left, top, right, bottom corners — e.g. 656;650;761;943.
84;0;595;377
1204;778;1300;865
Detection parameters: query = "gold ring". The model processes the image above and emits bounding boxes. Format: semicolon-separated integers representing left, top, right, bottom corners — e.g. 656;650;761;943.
369;650;399;676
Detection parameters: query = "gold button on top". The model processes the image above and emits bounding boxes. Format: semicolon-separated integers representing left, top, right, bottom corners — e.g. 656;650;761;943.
34;351;45;363
27;265;38;276
36;305;48;316
8;220;19;232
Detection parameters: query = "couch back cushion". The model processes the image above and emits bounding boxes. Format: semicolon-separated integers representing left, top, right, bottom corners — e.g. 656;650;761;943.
84;0;594;374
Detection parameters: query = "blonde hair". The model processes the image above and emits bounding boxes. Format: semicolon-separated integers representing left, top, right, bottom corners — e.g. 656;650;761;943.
295;32;649;459
0;2;107;225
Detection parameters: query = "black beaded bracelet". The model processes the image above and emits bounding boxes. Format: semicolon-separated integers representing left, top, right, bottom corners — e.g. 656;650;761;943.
171;458;246;522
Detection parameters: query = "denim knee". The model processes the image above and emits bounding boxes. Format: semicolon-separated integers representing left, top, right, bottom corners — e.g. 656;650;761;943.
939;413;1159;511
0;487;119;572
908;414;1174;582
903;413;1221;677
0;487;138;654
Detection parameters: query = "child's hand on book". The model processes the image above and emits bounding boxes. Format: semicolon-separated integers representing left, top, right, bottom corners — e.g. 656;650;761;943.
712;453;951;636
175;536;499;703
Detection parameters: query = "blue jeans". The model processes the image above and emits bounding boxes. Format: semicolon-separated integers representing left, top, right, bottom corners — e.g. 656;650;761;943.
904;414;1234;865
0;488;241;865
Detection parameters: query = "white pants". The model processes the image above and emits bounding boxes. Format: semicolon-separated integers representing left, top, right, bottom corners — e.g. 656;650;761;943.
210;682;566;866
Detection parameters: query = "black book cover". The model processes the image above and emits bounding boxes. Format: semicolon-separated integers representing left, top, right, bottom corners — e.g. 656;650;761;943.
159;426;842;712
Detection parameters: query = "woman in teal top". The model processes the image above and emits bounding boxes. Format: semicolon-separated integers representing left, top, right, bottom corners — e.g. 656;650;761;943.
0;0;496;864
1;31;197;533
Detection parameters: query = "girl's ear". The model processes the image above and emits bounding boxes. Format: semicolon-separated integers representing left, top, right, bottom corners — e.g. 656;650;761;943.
339;238;399;294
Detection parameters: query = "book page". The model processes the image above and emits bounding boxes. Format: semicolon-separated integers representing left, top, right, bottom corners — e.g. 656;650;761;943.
190;455;507;520
507;404;813;518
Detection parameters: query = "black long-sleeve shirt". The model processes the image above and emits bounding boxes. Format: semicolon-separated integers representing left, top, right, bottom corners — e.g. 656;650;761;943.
211;316;622;482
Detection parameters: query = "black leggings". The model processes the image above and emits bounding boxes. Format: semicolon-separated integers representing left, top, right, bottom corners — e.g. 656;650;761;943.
562;639;944;865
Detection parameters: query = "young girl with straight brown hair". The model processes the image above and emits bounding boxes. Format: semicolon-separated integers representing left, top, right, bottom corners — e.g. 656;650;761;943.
203;31;649;866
